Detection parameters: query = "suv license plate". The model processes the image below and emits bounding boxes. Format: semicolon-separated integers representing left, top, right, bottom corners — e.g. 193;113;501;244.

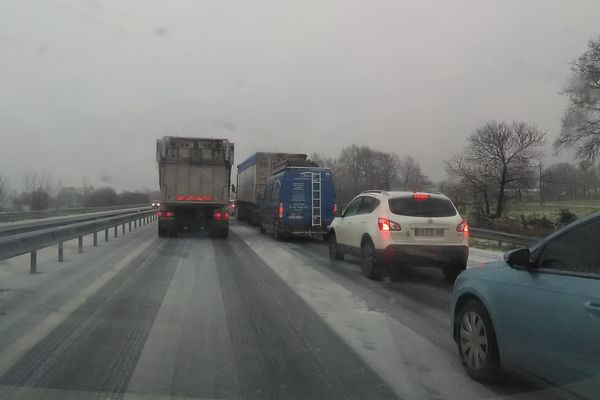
415;228;444;237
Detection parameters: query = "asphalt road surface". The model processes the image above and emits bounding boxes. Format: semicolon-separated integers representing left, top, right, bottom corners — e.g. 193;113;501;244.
0;220;573;399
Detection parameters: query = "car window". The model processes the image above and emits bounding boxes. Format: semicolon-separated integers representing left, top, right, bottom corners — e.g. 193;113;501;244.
358;196;379;214
343;197;362;217
388;197;457;217
536;218;600;275
270;182;280;201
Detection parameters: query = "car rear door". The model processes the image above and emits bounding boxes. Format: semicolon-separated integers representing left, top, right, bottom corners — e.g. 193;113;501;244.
500;218;600;394
349;196;379;248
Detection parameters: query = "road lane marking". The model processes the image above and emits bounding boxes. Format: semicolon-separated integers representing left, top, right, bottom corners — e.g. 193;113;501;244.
0;235;157;377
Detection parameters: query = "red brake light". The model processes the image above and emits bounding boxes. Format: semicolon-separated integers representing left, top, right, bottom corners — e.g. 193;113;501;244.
165;211;174;217
213;210;230;221
158;210;164;217
333;203;337;215
457;219;469;233
412;193;430;200
378;218;401;231
278;203;284;219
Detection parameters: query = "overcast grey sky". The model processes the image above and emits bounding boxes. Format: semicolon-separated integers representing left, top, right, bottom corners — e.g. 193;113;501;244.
1;0;600;191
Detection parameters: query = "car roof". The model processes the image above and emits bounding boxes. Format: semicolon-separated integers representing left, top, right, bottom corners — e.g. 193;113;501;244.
359;190;451;201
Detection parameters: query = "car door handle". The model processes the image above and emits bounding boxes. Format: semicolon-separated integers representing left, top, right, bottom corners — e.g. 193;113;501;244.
583;301;600;315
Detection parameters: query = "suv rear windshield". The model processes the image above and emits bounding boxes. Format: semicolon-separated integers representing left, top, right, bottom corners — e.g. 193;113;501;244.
388;197;457;217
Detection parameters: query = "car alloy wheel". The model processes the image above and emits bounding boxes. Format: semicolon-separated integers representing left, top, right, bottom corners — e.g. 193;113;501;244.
460;311;489;370
361;240;380;279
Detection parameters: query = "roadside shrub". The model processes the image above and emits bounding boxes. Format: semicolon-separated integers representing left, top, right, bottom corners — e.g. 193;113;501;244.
557;208;577;227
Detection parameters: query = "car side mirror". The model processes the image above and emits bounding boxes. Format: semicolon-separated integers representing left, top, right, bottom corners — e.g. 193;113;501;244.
504;248;535;270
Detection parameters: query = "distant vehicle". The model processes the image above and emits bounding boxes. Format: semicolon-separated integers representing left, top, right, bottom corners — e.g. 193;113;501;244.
151;201;160;208
236;152;310;225
227;200;237;217
260;162;336;240
451;212;600;400
156;136;234;238
328;191;468;281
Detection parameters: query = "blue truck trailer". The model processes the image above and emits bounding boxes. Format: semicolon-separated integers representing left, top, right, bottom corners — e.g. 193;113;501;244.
259;162;336;240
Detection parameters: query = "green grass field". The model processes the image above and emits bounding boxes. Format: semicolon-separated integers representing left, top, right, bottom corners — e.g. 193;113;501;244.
505;199;600;220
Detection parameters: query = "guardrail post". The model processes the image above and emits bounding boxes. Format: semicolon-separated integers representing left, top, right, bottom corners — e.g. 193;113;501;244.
129;221;132;231
58;241;64;262
114;226;118;238
498;240;503;248
78;236;83;253
93;232;98;247
122;224;125;234
30;251;37;274
105;229;109;242
134;219;137;229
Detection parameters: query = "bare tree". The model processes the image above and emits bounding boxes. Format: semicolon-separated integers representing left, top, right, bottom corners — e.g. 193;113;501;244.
396;156;430;191
445;120;546;218
555;36;600;161
310;152;337;169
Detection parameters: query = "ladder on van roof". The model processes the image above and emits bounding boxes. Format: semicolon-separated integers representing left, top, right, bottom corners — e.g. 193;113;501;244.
311;172;321;227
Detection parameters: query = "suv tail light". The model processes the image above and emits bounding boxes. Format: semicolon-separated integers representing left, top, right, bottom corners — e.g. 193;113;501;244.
158;211;174;217
278;202;284;219
378;218;401;231
457;219;469;233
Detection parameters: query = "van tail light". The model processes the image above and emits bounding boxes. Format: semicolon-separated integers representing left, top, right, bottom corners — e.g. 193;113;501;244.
457;219;469;233
378;218;401;231
278;203;284;219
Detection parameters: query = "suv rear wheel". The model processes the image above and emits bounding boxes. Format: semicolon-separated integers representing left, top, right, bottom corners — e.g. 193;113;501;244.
361;239;382;280
443;263;467;282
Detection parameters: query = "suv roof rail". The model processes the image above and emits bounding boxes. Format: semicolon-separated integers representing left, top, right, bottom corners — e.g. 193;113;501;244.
361;190;389;195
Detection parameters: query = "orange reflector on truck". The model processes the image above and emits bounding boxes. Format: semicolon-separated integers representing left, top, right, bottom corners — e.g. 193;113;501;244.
176;195;214;201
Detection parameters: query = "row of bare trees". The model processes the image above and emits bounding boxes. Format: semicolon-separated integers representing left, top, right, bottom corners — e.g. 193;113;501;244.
312;145;431;205
0;172;156;211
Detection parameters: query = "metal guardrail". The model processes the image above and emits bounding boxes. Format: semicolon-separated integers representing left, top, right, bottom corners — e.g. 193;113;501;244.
0;209;157;274
470;227;540;247
0;204;151;223
0;207;154;237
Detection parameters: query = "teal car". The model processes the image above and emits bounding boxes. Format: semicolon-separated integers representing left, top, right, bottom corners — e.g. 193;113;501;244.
451;212;600;399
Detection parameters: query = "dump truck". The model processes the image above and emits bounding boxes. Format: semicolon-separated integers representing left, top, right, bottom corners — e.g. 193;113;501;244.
236;152;309;225
156;136;234;238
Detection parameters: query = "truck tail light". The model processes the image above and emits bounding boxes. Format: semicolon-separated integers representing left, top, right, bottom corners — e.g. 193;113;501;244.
378;218;401;231
278;203;284;219
457;219;469;233
213;210;229;221
333;203;337;215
